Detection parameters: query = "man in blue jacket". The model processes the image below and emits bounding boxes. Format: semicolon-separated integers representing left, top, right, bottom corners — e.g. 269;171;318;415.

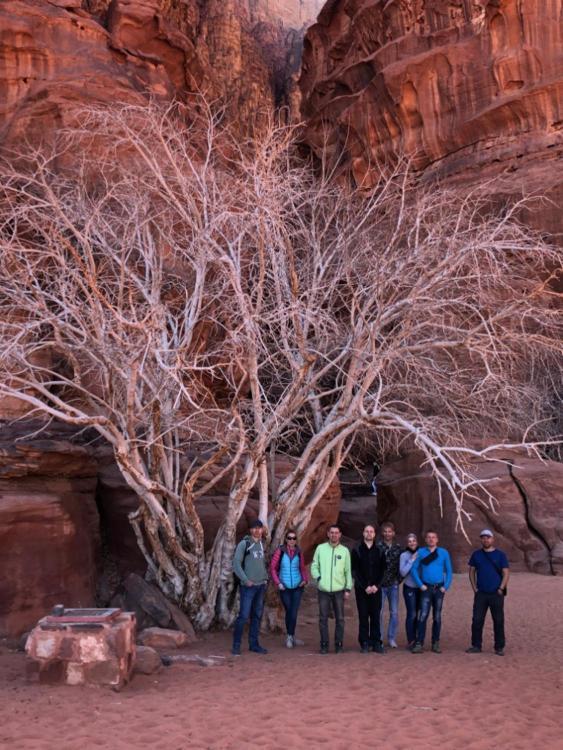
411;530;453;653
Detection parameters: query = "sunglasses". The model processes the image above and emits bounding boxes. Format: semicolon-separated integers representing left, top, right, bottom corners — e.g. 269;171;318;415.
286;536;297;541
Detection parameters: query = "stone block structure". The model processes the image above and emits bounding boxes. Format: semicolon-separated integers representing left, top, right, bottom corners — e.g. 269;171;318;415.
25;608;136;690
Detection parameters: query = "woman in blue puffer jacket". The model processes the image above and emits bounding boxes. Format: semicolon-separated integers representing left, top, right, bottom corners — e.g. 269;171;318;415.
270;529;309;648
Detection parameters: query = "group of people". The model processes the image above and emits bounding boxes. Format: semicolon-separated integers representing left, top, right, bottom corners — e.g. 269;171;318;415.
230;519;509;658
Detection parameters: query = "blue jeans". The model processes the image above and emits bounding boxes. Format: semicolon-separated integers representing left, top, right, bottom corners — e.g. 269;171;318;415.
379;583;399;642
232;583;267;648
403;584;420;644
279;586;304;636
416;586;445;645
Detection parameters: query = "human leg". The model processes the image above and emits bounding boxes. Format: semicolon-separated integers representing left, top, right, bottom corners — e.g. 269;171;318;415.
489;593;505;652
403;585;418;645
368;589;382;648
318;590;331;647
387;583;399;644
430;588;445;644
333;590;345;648
355;587;370;647
414;588;432;647
232;585;255;650
286;587;304;637
248;584;267;649
470;591;488;649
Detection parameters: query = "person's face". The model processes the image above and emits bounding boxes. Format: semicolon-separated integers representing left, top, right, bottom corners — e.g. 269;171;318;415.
481;534;493;549
382;526;395;543
285;532;297;547
363;526;376;543
425;532;438;547
250;526;264;540
328;527;341;545
407;536;417;550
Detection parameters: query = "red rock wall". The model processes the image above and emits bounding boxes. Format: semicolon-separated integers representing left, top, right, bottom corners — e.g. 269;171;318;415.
376;449;563;575
299;0;563;231
0;0;323;146
0;435;100;636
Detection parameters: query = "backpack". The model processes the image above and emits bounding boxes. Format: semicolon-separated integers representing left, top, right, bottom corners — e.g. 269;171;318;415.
232;539;252;588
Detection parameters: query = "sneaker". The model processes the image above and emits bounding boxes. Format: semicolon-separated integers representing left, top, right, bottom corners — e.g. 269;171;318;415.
411;642;424;654
320;642;329;655
231;645;241;656
249;644;268;654
431;642;441;654
494;648;505;656
335;642;343;654
373;643;385;654
389;639;398;649
465;646;482;654
285;635;294;649
293;638;305;647
360;642;369;653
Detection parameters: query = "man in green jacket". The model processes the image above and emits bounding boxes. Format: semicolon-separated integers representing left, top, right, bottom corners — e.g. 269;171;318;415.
311;524;352;654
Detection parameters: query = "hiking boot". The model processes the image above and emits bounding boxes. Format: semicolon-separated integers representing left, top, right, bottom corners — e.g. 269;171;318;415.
465;646;482;654
231;644;241;656
335;642;344;654
320;642;329;654
249;644;268;654
411;642;424;654
373;643;385;654
360;642;369;654
285;635;294;649
431;641;441;654
494;648;505;656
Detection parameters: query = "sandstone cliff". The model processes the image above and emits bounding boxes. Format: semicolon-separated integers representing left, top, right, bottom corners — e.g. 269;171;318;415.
0;0;323;145
300;0;563;232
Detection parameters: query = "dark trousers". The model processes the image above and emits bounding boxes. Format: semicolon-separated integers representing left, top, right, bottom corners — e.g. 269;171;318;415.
232;583;267;648
279;586;304;636
318;590;345;645
416;586;445;645
403;584;420;644
355;587;382;646
471;591;505;650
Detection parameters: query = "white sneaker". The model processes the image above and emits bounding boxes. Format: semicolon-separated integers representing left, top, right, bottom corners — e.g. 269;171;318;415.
286;635;294;649
389;640;398;649
293;637;305;647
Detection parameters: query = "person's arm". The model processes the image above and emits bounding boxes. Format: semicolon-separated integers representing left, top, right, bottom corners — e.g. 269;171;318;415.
351;547;367;590
411;554;424;588
233;541;249;585
270;547;282;587
443;550;453;590
344;548;353;592
310;546;321;583
400;552;416;579
374;548;386;588
499;552;510;593
468;565;477;593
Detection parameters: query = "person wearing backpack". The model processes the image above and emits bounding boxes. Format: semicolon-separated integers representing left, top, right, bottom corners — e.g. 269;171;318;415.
231;519;269;656
466;529;510;656
270;529;309;649
410;530;453;654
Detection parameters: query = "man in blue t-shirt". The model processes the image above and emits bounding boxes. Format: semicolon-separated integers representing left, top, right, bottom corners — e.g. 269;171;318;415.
466;529;510;656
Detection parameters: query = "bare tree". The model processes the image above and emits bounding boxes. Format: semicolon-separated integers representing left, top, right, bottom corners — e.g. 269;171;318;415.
0;101;560;628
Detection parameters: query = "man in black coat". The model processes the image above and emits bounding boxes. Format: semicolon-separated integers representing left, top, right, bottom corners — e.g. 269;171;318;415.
351;524;386;653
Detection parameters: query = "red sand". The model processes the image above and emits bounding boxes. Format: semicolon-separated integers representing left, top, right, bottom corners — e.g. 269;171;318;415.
1;572;562;750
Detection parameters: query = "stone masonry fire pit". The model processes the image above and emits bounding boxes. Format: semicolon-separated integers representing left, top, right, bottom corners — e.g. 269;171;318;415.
26;606;136;690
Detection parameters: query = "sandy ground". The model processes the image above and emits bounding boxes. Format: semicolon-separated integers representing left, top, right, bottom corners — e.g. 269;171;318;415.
1;572;562;750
